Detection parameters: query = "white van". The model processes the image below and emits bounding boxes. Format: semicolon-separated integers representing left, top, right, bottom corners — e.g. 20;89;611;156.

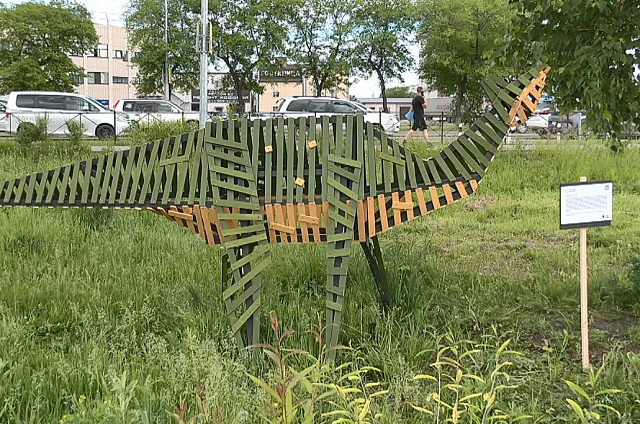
6;92;129;139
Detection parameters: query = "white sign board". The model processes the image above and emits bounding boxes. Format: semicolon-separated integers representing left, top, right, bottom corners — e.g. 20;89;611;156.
560;180;613;229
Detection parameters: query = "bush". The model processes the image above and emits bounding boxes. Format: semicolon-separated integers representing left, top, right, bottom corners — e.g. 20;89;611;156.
600;253;640;308
16;115;49;145
125;120;199;146
65;119;86;145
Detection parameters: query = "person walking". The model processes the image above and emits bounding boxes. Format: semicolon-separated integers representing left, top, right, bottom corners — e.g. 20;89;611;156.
404;87;429;143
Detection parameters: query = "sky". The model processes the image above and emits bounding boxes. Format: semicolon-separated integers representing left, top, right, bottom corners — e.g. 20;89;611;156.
9;0;422;98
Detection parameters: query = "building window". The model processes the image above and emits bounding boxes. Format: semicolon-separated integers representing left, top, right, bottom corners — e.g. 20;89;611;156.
88;72;109;84
272;105;278;112
112;76;129;84
130;51;140;59
72;74;84;85
272;91;280;97
113;50;125;59
88;44;108;58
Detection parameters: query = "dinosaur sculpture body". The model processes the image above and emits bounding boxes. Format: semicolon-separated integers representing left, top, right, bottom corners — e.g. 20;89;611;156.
0;66;549;359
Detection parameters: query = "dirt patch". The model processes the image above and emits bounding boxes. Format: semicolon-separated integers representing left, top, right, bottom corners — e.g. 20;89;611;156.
464;196;495;211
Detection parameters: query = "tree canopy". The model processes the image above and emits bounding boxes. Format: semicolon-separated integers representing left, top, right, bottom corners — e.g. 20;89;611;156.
0;0;98;94
352;0;415;112
125;0;199;95
505;0;640;139
384;86;414;98
418;0;512;123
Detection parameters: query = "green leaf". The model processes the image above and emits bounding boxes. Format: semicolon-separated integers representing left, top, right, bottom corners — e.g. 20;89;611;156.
594;403;621;417
410;404;434;415
566;398;585;421
414;375;438;381
594;389;622;397
247;373;281;402
565;381;591;402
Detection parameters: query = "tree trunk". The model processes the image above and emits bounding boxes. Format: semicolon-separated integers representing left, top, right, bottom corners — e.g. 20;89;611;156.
455;76;467;124
234;81;245;116
375;69;388;113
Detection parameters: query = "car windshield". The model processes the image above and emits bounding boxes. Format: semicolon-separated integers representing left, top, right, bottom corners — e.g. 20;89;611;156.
82;95;109;111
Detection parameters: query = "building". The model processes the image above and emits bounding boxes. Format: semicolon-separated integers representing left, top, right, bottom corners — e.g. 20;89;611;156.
258;65;348;112
354;97;454;120
188;72;251;114
70;23;139;107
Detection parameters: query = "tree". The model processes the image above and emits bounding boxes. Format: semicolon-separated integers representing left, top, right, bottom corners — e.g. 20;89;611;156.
353;0;414;112
418;0;512;123
504;0;640;139
288;0;356;96
384;86;414;98
210;0;292;112
125;0;199;95
0;0;98;94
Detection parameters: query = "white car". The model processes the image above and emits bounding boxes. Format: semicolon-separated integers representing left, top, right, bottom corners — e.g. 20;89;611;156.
0;100;7;133
275;97;400;132
6;92;129;139
113;99;200;124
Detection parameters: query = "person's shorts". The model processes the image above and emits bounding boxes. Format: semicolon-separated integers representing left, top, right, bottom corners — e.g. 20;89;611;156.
412;116;427;131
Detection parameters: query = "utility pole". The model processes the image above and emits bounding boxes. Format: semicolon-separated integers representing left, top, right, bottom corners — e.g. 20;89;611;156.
198;0;208;128
163;0;170;101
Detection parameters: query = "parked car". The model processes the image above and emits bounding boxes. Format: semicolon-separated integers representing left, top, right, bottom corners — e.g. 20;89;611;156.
0;99;7;133
275;97;400;132
6;92;129;139
113;99;200;124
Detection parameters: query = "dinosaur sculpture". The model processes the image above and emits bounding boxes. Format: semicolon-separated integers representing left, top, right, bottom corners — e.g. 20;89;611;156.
0;65;549;359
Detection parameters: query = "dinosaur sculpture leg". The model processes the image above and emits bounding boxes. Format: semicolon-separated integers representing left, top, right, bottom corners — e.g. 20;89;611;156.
360;236;390;309
324;151;362;362
206;130;271;349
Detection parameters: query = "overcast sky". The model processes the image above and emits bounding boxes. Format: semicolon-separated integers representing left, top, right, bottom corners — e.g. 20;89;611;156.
9;0;422;98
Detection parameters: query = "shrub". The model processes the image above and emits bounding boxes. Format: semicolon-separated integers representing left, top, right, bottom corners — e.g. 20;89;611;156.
125;120;199;146
65;119;86;145
16;115;49;145
599;254;640;308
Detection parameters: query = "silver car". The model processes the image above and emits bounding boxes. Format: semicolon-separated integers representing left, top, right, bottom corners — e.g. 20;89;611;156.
113;99;200;124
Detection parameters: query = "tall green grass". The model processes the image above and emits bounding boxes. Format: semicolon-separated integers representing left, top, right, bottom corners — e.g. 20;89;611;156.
0;142;639;423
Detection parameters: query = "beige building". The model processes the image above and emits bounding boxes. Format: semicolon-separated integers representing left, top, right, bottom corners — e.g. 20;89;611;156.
70;23;139;107
258;65;348;112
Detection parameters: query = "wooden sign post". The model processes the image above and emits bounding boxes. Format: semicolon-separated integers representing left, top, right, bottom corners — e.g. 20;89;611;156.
560;178;613;370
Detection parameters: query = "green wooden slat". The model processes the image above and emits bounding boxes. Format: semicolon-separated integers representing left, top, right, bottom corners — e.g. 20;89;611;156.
229;244;270;271
162;138;182;204
188;133;203;204
275;118;284;203
367;122;376;197
251;119;260;183
138;141;160;203
356;116;364;199
329;209;353;228
328;163;358;182
223;233;267;249
296;118;306;202
443;147;471;181
25;173;38;203
481;81;509;122
99;152;115;203
452;140;486;176
218;212;263;221
476;120;503;146
327;232;352;242
119;148;137;203
150;140;170;204
307;115;317;200
2;179;15;203
174;132;195;204
415;154;431;185
334;115;343;156
434;153;456;182
108;150;124;204
345;115;353;163
35;171;49;203
328;196;357;215
225;255;269;296
214;198;260;210
223;222;265;237
68;162;81;204
13;176;27;204
210;166;253;181
457;136;490;167
322;116;329;202
227;278;262;312
230;298;262;335
128;147;147;204
392;141;406;191
426;159;442;184
505;81;523;96
265;118;273;203
464;128;497;154
327;154;361;169
44;168;59;204
87;156;102;204
211;179;256;196
57;165;72;204
483;111;508;134
286;118;295;202
380;132;392;193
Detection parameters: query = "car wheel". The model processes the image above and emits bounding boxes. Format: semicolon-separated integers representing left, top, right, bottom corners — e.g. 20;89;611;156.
516;123;528;134
96;124;115;140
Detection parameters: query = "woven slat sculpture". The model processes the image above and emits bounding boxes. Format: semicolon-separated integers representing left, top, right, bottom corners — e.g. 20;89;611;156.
0;65;549;359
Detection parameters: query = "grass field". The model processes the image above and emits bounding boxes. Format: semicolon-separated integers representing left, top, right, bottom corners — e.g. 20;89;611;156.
1;141;639;423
